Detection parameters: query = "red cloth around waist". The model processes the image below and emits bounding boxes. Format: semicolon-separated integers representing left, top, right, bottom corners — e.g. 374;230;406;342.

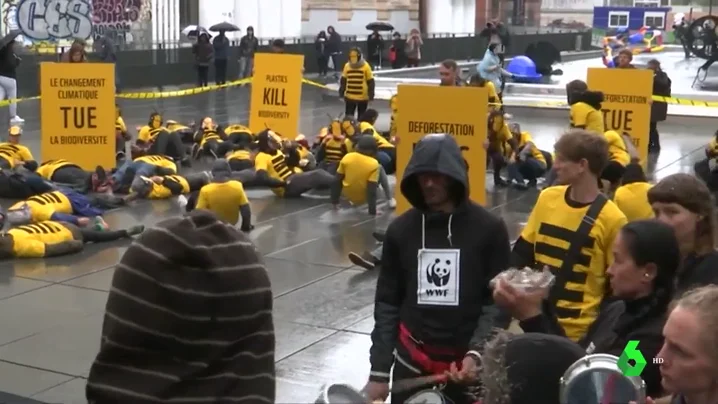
398;323;463;374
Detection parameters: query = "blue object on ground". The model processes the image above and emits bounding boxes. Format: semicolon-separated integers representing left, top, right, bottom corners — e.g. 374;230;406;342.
506;55;543;83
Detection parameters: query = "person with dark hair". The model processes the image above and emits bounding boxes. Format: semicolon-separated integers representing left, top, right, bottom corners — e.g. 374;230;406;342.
506;122;547;190
238;26;258;79
315;30;329;76
192;33;213;87
358;108;396;175
497;219;679;397
614;163;653;222
326;26;342;78
566;79;604;135
647;59;671;153
439;59;461;86
648;173;718;294
364;133;511;404
271;39;285;53
213;31;230;85
512;130;628;342
331;135;381;215
467;73;501;110
485;111;519;187
478;44;513;97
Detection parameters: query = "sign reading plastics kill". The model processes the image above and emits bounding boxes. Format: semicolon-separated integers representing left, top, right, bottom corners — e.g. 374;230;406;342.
40;62;115;170
395;84;488;214
249;53;304;140
587;68;653;164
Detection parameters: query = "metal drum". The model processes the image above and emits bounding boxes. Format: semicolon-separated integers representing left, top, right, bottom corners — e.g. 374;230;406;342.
315;383;368;404
560;354;646;404
405;389;446;404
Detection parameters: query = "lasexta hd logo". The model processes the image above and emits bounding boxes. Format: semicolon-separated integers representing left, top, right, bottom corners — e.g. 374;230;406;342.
618;340;648;376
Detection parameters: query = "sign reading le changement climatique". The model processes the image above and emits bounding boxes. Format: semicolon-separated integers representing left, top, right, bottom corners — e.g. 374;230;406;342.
41;62;116;170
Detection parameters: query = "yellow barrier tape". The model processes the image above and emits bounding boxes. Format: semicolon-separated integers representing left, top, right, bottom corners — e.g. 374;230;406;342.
0;77;329;106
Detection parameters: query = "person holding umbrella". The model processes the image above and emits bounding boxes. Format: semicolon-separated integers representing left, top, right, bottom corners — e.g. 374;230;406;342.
210;22;239;85
366;22;392;69
0;30;23;124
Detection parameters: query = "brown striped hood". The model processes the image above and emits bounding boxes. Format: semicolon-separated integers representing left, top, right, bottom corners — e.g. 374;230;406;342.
86;210;275;403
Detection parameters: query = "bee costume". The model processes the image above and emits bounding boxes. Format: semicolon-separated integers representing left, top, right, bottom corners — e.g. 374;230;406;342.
0;216;144;259
339;47;374;119
133;112;190;164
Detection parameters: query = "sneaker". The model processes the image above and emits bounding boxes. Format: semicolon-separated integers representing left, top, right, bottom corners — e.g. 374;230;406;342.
348;252;376;270
372;231;386;243
388;198;397;209
125;225;145;237
177;194;188;209
93;216;109;231
10;116;24;123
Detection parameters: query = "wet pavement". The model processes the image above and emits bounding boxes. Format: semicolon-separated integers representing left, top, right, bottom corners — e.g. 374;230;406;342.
0;85;712;403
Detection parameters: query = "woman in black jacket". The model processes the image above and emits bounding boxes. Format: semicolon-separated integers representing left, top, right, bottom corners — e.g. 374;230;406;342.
648;173;718;295
495;219;681;398
315;31;329;76
326;26;342;77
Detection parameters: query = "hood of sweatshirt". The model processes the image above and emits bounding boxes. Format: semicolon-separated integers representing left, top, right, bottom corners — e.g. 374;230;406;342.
400;133;468;211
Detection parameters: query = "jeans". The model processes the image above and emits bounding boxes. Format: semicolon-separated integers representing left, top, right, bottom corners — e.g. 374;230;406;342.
112;161;154;183
377;166;392;200
0;76;18;117
508;158;545;183
239;57;254;78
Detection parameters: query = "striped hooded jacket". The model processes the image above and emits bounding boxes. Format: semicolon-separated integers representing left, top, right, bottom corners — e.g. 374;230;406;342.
86;210;275;403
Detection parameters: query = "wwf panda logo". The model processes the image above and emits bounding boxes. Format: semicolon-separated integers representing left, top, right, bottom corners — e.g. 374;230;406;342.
426;258;451;287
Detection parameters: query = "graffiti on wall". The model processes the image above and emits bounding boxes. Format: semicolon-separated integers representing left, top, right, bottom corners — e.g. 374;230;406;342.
2;0;151;44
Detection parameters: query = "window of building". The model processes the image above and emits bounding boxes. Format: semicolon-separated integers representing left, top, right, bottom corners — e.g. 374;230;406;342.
608;11;630;28
634;0;659;6
179;0;199;28
644;11;665;28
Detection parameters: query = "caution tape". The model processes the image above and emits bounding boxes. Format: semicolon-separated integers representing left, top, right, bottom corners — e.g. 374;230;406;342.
0;77;329;106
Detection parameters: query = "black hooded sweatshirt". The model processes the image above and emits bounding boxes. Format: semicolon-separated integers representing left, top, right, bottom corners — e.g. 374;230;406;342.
369;134;511;383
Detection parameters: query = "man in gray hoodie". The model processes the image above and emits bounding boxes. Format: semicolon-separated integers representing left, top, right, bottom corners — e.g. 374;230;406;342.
239;27;259;79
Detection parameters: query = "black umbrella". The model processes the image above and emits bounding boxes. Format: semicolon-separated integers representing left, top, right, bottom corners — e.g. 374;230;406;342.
366;22;394;32
210;22;240;32
0;30;21;50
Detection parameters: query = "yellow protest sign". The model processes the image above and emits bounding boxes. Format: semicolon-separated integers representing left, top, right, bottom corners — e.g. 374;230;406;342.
587;68;653;163
249;53;304;140
40;62;115;170
395;85;488;214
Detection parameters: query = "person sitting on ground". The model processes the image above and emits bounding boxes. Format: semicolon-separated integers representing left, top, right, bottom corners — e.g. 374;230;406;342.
357;109;396;175
694;128;718;192
185;159;253;231
86;210;275;403
331;135;382;215
133;112;190;166
601;130;635;192
283;138;317;172
614;163;653;222
255;130;334;198
315;118;349;173
0;214;144;259
0;126;36;170
505;122;547;190
115;104;131;162
485;110;518;187
192;117;233;159
566;79;604;135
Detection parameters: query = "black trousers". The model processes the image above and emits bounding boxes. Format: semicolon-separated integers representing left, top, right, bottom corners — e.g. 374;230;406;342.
52;166;91;193
345;99;368;119
197;65;209;87
80;228;129;243
317;56;328;75
601;161;626;185
649;121;660;149
215;59;228;84
149;132;187;161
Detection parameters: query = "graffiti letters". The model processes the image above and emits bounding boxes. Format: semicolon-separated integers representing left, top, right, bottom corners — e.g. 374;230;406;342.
17;0;93;40
90;0;141;38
